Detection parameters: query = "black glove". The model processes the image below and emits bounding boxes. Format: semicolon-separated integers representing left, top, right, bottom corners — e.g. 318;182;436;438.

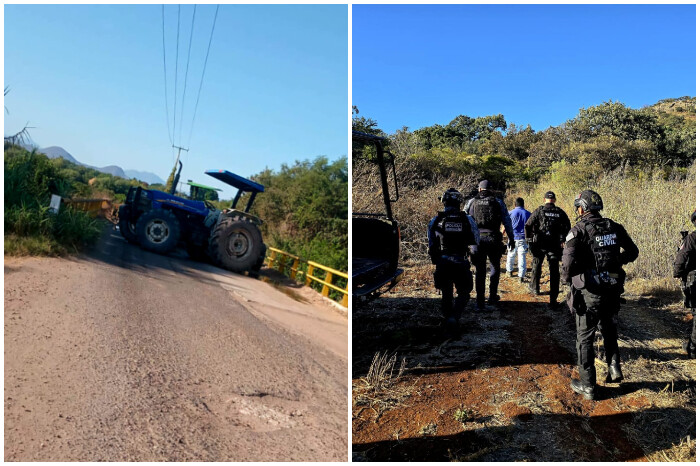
508;239;516;250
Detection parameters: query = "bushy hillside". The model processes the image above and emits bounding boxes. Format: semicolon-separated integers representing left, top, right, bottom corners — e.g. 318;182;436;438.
353;97;696;281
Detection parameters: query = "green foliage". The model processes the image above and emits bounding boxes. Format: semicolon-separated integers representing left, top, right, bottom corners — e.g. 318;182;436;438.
251;156;348;271
3;144;126;256
414;114;507;151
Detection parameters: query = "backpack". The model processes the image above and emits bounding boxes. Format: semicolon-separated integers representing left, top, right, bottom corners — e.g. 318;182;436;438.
470;195;502;232
581;217;623;292
435;211;475;256
537;206;566;244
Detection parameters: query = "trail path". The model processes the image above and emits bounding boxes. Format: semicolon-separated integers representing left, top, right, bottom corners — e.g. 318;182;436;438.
5;226;347;461
352;265;695;461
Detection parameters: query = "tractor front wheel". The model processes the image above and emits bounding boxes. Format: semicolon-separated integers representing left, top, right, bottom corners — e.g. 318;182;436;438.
118;205;138;244
209;216;264;273
135;209;181;254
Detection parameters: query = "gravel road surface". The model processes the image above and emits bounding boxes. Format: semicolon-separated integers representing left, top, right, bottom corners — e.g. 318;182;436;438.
5;227;348;461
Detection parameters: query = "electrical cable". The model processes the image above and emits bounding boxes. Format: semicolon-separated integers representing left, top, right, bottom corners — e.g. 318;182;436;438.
161;5;173;146
187;4;219;148
172;4;180;148
178;5;197;147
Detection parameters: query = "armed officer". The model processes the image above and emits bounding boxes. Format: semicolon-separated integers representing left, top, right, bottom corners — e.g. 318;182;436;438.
428;188;480;335
562;190;638;400
464;180;515;311
525;191;571;309
673;210;695;359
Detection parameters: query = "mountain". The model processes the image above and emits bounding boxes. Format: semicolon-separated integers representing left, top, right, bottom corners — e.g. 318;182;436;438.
124;170;165;185
39;146;81;165
38;146;163;185
98;165;127;178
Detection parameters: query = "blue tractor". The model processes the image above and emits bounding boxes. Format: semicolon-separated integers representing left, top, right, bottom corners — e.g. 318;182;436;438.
118;169;266;274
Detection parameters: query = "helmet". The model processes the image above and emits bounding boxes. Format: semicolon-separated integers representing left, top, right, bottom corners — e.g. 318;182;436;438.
574;189;603;213
441;188;463;207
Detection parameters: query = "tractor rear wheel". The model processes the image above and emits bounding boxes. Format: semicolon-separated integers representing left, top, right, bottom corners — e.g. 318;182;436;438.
118;205;138;244
209;215;264;273
135;209;181;254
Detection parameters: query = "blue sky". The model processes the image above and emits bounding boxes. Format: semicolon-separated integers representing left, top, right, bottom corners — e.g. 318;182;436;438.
5;4;348;198
353;4;696;134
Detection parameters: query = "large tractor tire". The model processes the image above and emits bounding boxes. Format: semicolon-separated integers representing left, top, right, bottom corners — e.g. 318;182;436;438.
135;209;181;254
209;215;264;273
118;205;138;244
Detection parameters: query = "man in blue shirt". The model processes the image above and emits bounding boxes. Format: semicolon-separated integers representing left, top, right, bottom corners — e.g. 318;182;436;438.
506;197;531;282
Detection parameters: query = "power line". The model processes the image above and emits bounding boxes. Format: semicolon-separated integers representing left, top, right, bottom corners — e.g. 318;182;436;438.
172;4;180;149
161;5;173;146
187;4;219;148
178;5;197;147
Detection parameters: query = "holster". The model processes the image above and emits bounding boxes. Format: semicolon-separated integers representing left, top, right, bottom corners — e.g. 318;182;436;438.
566;287;586;316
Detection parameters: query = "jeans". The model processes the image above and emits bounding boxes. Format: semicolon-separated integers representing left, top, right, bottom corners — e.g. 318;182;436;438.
506;239;528;278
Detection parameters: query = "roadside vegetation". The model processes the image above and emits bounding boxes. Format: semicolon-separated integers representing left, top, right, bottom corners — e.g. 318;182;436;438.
5;143;349;273
4;144;104;255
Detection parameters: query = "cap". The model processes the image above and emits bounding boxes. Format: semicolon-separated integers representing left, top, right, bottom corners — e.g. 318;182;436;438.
544;191;556;200
478;180;492;190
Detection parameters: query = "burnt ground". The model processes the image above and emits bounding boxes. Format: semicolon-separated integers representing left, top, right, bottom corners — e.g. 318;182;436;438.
352;264;696;462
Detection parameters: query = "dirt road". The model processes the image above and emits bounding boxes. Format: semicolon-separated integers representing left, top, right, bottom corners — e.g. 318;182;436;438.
5;226;348;461
352;265;695;461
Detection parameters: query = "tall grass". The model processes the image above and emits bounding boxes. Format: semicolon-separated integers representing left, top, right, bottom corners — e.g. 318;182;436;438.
5;145;103;256
511;162;696;280
355;152;696;281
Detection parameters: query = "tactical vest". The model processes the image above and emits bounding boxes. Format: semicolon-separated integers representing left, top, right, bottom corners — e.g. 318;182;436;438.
435;211;475;256
581;217;622;290
471;195;501;232
537;206;565;243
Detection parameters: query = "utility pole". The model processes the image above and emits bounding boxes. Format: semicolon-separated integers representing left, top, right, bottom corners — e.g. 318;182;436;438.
168;145;189;195
172;145;189;168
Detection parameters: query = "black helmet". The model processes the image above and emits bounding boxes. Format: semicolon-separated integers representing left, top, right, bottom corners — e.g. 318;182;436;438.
574;189;603;213
441;188;463;207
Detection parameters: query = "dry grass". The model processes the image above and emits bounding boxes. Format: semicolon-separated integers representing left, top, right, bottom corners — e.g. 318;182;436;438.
353;351;414;416
512;163;696;281
355;150;695;281
418;422;437;436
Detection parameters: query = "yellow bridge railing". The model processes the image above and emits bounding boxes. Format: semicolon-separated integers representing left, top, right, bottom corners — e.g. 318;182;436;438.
266;247;348;308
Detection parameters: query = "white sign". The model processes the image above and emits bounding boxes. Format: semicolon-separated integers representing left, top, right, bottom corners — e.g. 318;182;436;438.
49;194;62;214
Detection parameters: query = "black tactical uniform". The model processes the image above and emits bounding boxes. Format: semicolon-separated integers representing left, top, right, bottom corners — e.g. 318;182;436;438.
673;210;696;358
525;192;571;308
465;180;515;309
428;188;479;334
562;190;639;400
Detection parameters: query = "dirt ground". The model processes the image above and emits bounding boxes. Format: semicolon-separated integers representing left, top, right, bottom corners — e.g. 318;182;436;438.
5;226;348;461
352;263;696;462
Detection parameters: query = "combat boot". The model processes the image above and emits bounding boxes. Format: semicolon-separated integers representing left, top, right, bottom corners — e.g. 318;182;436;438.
570;379;595;400
606;357;624;383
